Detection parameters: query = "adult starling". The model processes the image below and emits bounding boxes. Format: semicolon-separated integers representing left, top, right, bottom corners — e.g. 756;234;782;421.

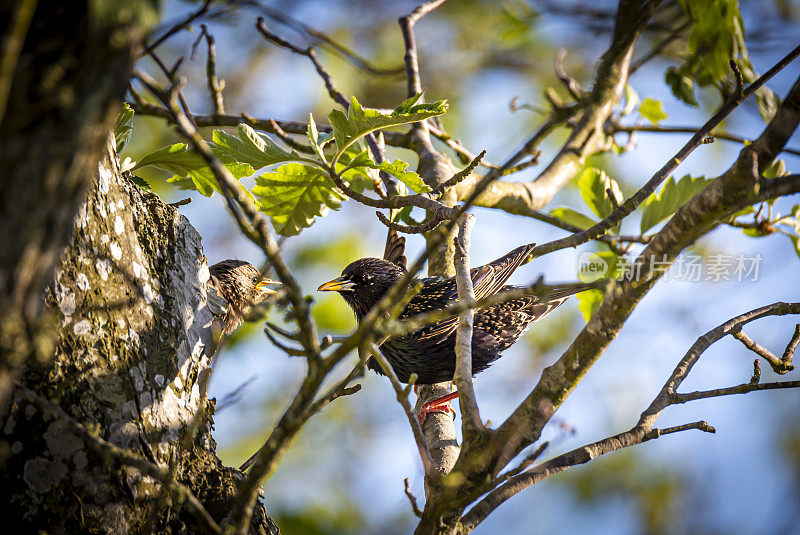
318;232;589;420
208;260;280;335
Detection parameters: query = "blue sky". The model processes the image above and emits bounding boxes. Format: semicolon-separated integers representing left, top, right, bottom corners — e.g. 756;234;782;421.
135;1;800;532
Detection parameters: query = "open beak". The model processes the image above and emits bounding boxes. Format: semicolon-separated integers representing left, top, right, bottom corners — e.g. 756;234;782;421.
256;278;281;297
317;276;355;292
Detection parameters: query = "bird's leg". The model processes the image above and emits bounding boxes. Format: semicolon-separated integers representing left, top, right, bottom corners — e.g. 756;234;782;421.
417;391;459;424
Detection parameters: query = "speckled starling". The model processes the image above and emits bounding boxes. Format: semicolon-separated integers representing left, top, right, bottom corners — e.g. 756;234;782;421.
317;232;588;419
208;260;280;335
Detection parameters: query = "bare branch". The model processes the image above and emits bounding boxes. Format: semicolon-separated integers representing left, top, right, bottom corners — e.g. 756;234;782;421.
452;214;483;433
733;328;794;373
521;46;800;263
554;48;585;101
369;342;434;475
463;301;800;531
400;0;449;97
784;324;800;364
609;123;800;158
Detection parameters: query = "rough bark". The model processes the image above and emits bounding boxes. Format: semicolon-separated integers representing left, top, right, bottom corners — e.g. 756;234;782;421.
0;0;145;410
0;138;278;534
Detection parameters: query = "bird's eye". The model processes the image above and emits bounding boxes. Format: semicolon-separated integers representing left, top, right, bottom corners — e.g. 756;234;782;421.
252;275;260;284
363;274;372;283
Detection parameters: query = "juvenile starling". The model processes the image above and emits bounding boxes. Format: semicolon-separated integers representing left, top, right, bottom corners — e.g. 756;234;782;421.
208;260;280;335
318;233;589;420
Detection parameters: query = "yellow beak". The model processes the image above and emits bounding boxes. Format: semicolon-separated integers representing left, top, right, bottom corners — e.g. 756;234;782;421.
256;278;281;296
317;276;355;292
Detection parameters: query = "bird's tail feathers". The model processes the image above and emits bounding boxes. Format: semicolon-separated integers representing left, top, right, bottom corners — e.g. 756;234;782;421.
538;280;604;300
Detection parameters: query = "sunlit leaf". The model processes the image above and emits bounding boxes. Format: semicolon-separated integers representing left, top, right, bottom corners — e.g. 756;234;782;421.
576;167;623;220
639;97;667;124
675;0;747;87
763;158;787;179
375;160;430;193
551;207;598;230
134;143;253;197
328;95;448;161
576;289;604;321
212;124;301;169
252;163;346;236
640;174;712;233
114;103;135;154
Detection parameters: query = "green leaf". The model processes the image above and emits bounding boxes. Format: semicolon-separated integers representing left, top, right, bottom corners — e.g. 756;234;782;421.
639;97;667;124
729;205;755;219
577;251;618;283
134;143;253;197
792;204;800;234
375;159;430;193
763;158;787;179
622;84;640;116
576;289;604;321
252;163;346;236
340;150;431;193
550;207;597;230
127;175;151;191
211;124;300;169
676;0;747;86
742;227;767;238
114;103;135;154
328;95;448;162
306;114;327;162
640;174;712;233
576;167;623;219
665;67;698;107
790;235;800;262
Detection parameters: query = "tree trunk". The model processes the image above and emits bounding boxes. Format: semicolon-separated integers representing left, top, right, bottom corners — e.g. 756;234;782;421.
0;138;279;534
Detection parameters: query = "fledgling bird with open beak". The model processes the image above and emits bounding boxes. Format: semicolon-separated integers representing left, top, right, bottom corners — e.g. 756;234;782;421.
207;260;281;335
318;230;591;422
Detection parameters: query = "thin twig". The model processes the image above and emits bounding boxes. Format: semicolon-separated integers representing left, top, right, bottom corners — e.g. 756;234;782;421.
142;0;213;56
400;0;450;97
253;3;406;75
733;328;794;373
462;302;800;530
554;48;585;101
268;118;314;154
404;478;424;518
783;324;800;364
199;24;224;115
431;151;486;196
610;123;800;157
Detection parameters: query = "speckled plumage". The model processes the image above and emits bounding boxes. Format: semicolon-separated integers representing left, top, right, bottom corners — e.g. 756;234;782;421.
320;240;582;384
208;260;275;335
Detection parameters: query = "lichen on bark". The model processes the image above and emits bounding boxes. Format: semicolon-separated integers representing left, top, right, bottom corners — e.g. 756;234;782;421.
0;138;278;534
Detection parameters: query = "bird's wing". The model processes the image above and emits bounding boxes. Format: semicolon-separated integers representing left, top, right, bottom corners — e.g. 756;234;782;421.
470;243;536;300
408;243;537;342
383;228;407;269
